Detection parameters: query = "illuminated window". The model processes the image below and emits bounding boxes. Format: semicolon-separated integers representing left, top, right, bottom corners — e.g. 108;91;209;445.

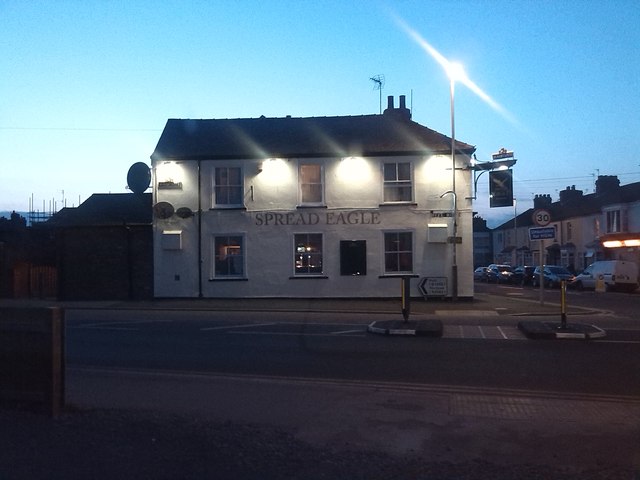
383;162;412;202
384;231;413;273
294;233;323;275
214;167;243;207
299;164;323;205
606;210;621;233
213;235;244;277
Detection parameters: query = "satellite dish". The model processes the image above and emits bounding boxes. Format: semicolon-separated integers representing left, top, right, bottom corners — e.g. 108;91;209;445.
153;202;174;219
176;207;194;218
127;162;151;194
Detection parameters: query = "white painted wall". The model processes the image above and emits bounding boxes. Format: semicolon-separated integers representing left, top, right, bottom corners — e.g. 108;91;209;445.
153;154;474;298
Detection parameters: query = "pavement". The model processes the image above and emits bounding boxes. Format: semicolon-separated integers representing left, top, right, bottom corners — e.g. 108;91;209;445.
1;291;639;478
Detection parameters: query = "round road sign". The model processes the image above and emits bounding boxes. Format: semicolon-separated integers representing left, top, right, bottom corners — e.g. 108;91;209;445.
532;209;552;227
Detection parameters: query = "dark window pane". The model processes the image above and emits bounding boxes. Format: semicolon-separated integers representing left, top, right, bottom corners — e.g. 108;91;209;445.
340;240;367;276
397;163;411;180
383;163;396;181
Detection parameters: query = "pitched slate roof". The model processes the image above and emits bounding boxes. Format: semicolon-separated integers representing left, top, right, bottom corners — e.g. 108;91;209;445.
151;114;475;161
46;193;151;227
493;181;640;231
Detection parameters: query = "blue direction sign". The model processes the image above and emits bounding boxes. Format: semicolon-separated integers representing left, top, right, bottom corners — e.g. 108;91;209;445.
529;227;555;240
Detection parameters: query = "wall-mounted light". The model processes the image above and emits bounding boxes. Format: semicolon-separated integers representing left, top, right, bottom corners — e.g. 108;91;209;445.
337;156;371;182
157;161;185;187
258;158;291;183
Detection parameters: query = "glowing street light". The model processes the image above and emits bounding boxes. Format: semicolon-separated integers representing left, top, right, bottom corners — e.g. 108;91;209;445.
445;61;467;302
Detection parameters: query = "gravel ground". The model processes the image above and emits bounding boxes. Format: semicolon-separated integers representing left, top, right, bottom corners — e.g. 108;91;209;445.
0;407;636;480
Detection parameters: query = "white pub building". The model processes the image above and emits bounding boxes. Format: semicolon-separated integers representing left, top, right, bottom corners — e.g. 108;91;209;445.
150;96;476;299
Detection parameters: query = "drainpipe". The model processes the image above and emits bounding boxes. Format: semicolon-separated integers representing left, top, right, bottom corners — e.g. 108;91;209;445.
198;160;203;298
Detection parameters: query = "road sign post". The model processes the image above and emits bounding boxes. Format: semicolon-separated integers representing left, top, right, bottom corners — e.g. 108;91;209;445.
530;211;554;306
532;209;552;227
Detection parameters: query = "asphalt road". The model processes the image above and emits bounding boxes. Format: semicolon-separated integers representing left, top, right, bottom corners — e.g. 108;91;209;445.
475;281;640;320
66;309;640;398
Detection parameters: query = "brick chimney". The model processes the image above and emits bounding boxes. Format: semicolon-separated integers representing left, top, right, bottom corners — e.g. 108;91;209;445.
533;194;552;209
383;95;411;121
595;175;620;195
559;185;583;205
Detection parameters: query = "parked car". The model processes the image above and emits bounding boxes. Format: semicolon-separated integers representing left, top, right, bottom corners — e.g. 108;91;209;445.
473;266;489;282
486;264;514;284
571;260;639;292
512;265;535;286
532;265;575;288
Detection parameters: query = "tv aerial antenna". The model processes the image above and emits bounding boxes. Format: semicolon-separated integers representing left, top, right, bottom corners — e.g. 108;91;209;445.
370;74;385;114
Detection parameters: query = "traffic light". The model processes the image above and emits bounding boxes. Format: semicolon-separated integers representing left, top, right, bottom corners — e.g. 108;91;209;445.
489;169;513;208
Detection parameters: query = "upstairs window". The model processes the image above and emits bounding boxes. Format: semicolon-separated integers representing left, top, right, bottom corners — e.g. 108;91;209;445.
299;164;324;205
384;231;413;273
606;210;621;233
383;162;412;202
214;167;243;207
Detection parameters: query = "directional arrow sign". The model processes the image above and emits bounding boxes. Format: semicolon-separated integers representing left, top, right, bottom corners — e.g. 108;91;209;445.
529;227;555;241
419;277;448;297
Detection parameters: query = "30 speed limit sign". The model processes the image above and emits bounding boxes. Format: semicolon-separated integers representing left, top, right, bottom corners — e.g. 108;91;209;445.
532;209;552;227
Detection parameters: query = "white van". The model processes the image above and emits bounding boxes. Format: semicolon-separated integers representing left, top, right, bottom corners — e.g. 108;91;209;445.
572;260;639;292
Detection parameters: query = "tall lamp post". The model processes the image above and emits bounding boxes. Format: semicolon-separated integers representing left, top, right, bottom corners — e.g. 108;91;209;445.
446;62;466;301
440;190;458;300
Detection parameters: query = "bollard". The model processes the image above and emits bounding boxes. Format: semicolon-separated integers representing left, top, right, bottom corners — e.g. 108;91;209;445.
401;276;411;323
560;280;567;330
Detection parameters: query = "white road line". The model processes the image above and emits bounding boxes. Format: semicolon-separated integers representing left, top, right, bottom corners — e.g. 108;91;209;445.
227;331;365;337
332;329;365;335
478;326;486;339
497;326;508;339
201;322;276;331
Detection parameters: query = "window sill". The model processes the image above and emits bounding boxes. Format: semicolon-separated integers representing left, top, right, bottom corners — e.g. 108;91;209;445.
209;277;249;282
289;275;329;280
209;206;247;211
378;274;419;279
296;205;327;209
379;202;417;207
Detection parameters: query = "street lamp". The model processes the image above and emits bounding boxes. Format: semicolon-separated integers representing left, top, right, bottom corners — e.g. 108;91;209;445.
446;62;466;302
440;190;458;301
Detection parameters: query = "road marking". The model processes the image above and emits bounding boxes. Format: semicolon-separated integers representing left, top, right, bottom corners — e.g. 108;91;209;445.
497;326;508;339
331;329;366;335
435;310;499;316
227;331;365;337
201;322;276;331
442;325;527;340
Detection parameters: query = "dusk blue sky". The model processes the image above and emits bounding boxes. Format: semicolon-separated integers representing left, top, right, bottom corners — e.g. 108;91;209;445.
2;0;639;226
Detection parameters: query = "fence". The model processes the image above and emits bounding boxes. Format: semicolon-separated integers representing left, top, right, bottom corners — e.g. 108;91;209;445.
0;307;65;416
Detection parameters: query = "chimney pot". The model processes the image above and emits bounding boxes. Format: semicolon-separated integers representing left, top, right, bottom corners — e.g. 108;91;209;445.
399;95;406;109
387;96;394;109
